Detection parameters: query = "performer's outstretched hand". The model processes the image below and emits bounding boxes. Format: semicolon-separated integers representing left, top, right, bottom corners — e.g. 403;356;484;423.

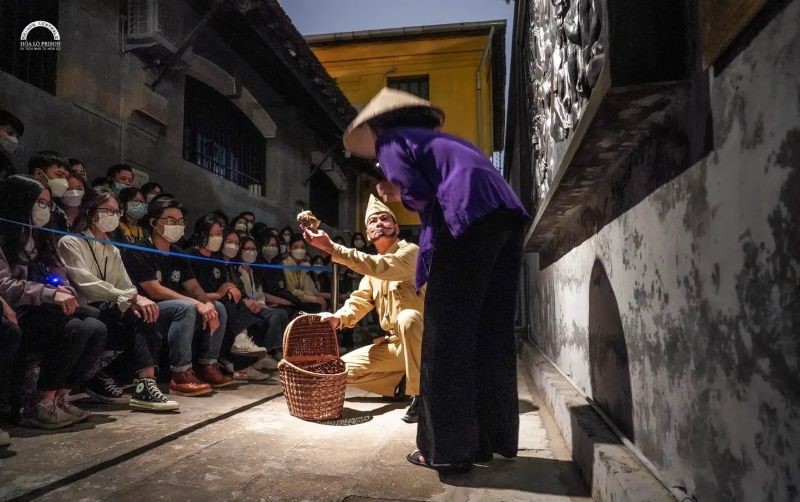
302;225;334;254
318;312;341;330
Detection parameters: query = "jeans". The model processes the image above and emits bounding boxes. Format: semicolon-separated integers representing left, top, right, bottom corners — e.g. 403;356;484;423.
156;300;227;372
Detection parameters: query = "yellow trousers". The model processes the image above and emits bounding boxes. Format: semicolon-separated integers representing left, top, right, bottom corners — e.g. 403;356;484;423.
341;309;423;396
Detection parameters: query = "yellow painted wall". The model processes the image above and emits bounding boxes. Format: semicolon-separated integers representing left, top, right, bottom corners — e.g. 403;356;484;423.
311;34;496;228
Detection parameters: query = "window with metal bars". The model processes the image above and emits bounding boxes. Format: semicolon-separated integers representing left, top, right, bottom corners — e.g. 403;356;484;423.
0;0;59;94
387;75;429;100
183;77;266;192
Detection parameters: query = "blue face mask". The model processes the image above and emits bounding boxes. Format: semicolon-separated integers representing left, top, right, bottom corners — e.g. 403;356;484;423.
114;182;129;193
125;201;147;220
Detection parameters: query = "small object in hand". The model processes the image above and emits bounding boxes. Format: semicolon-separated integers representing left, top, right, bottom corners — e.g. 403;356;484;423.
297;210;321;230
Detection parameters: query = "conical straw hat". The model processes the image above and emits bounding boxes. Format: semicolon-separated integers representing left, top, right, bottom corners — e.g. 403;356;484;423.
343;87;444;158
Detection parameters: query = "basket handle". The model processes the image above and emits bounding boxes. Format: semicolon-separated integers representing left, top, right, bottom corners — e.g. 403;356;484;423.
282;314;340;359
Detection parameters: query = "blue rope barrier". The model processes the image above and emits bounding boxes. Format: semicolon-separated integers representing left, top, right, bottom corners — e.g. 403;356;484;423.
0;216;331;272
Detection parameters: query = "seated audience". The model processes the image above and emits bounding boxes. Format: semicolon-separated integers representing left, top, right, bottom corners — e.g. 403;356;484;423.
28;152;71;231
282;235;327;311
113;187;149;244
58;187;178;411
0;175;106;429
121;196;232;395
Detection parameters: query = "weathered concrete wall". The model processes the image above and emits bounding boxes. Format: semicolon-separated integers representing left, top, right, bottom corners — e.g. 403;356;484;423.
526;2;800;500
0;0;355;231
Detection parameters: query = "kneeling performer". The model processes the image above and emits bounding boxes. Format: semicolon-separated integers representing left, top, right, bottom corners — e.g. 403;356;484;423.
301;196;424;422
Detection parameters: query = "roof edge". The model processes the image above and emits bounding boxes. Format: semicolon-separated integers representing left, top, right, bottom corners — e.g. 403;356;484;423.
305;20;507;45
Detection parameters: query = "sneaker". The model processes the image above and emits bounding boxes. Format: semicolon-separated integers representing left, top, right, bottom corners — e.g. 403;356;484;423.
169;369;213;396
57;395;92;423
233;365;270;381
131;378;180;411
196;363;234;388
252;356;278;371
19;400;74;430
230;331;268;356
0;426;10;447
84;372;131;404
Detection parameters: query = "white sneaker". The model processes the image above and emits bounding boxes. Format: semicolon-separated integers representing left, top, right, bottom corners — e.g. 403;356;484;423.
233;365;270;381
231;331;267;356
0;426;10;447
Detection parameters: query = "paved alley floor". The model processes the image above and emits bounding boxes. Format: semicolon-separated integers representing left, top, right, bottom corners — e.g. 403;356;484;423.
0;367;590;501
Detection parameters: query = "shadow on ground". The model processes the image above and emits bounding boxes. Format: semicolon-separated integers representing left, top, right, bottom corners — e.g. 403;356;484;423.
441;457;591;497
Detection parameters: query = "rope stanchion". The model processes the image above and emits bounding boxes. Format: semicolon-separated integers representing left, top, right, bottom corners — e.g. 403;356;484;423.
0;216;330;272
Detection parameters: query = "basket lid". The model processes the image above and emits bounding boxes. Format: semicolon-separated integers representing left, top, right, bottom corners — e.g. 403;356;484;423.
282;314;340;361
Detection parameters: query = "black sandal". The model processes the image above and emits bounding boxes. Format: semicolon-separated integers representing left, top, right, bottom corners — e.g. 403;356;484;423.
406;450;472;474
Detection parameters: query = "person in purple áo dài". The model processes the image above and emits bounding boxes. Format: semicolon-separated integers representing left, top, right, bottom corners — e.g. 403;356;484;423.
344;88;530;474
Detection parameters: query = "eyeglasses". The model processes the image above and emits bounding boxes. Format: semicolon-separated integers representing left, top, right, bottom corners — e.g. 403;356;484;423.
96;207;124;216
34;199;54;210
158;217;186;226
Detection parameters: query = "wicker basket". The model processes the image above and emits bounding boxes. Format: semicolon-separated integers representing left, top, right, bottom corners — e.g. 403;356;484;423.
278;314;348;420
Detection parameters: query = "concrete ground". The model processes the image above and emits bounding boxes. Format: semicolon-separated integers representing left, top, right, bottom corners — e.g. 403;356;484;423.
0;366;590;502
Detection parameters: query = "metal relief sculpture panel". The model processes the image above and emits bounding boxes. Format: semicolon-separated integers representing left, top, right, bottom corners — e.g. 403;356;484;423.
527;0;605;203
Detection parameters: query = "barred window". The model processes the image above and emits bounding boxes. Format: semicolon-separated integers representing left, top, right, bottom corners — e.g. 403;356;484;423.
388;75;429;100
183;77;266;192
0;0;59;94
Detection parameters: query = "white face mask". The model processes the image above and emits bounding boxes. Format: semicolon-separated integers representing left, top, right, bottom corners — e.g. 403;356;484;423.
242;249;258;263
31;204;51;228
234;222;247;232
282;233;291;243
222;242;240;259
262;245;279;261
145;192;159;203
161;224;185;243
290;248;306;261
0;135;19;154
95;212;120;233
61;189;84;207
46;176;69;197
206;235;223;252
354;239;365;248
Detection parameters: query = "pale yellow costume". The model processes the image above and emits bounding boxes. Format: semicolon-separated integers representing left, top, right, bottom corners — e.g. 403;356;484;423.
333;195;425;396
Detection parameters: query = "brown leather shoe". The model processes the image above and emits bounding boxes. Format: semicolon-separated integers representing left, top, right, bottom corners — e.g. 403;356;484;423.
196;363;234;388
169;369;213;396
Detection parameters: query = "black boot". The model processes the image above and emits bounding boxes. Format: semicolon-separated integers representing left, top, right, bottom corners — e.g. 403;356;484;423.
402;396;419;423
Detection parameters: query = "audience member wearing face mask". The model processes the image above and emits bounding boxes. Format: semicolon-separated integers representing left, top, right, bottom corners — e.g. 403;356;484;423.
281;234;327;311
112;187;149;244
28;151;72;231
232;236;290;378
57;187;178;411
189;218;266;374
59;174;86;228
251;234;303;314
0;175;107;430
0;109;24;178
106;164;135;194
120;196;232;394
